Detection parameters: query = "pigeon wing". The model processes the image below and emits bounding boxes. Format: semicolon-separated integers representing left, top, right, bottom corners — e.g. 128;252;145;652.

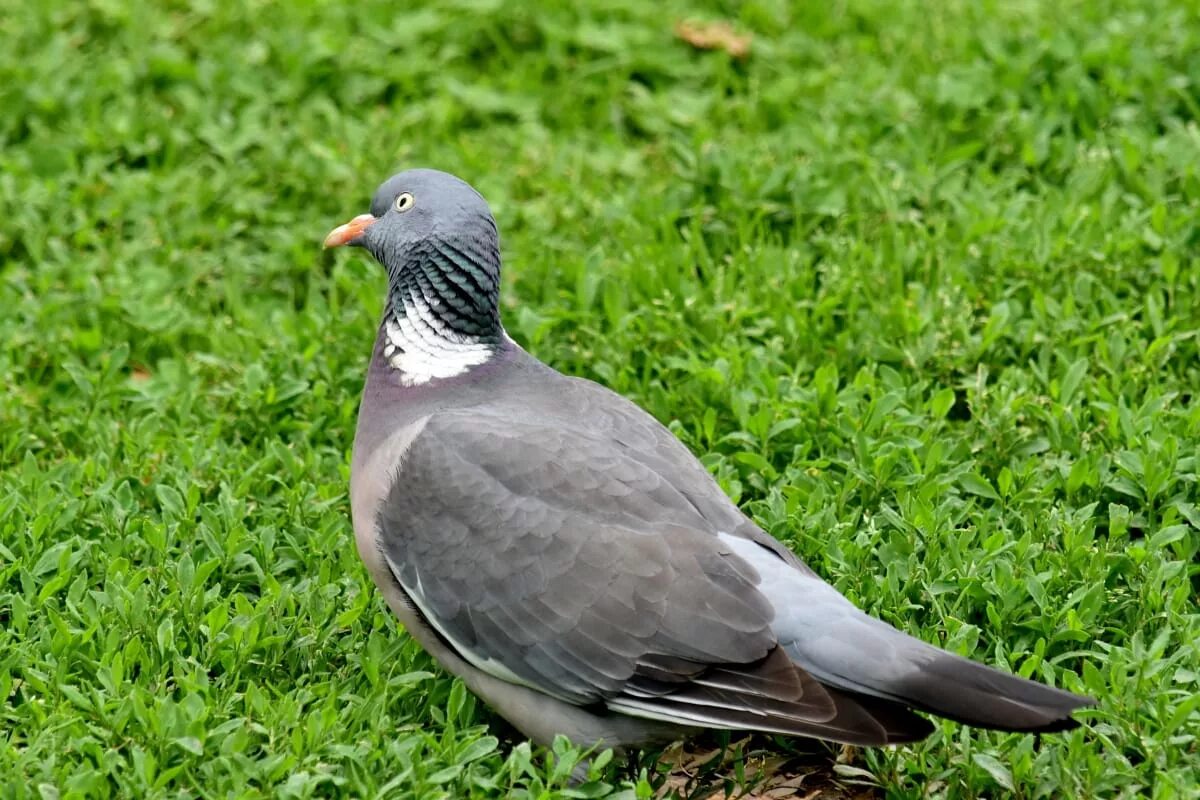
373;407;847;732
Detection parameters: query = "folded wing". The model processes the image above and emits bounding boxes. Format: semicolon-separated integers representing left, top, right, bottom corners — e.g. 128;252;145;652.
374;408;930;743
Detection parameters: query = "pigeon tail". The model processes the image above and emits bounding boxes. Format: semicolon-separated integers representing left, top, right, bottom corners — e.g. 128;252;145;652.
717;533;1096;734
778;602;1096;734
847;637;1094;733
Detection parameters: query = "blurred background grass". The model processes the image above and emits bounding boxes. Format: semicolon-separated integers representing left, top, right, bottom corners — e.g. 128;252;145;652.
1;1;1198;797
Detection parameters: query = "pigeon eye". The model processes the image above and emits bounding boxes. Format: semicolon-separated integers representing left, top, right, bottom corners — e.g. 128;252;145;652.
394;192;415;213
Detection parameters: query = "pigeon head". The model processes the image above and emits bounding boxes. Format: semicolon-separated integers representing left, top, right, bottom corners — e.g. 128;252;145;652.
325;169;505;384
325;168;499;265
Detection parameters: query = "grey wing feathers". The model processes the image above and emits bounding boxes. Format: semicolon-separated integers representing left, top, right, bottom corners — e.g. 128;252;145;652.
372;407;922;740
377;410;773;694
555;375;818;573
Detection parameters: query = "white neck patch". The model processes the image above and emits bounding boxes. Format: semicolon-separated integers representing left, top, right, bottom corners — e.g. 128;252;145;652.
383;294;494;386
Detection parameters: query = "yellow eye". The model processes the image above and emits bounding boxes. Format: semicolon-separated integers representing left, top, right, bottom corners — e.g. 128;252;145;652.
394;192;415;213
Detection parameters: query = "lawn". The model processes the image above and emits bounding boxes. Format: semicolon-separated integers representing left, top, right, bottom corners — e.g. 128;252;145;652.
2;0;1198;797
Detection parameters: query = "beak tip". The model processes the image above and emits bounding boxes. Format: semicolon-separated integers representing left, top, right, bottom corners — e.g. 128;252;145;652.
323;213;377;250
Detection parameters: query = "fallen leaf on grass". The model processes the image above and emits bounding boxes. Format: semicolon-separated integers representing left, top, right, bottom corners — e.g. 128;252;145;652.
674;20;752;59
653;735;880;799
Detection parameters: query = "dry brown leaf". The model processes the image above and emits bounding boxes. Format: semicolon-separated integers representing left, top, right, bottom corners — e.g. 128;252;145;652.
674;20;752;59
651;735;880;800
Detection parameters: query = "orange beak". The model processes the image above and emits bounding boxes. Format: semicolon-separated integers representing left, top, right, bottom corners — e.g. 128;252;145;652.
323;213;377;248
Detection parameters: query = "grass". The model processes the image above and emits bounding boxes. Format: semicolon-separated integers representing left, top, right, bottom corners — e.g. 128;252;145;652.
1;0;1198;796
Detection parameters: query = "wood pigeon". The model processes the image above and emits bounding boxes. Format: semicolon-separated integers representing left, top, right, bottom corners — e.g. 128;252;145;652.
324;168;1094;752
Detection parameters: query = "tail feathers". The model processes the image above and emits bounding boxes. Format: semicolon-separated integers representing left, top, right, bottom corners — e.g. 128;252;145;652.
889;648;1094;733
786;616;1095;733
715;532;1094;736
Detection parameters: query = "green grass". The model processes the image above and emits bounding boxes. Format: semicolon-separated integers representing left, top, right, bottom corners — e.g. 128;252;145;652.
2;0;1198;796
